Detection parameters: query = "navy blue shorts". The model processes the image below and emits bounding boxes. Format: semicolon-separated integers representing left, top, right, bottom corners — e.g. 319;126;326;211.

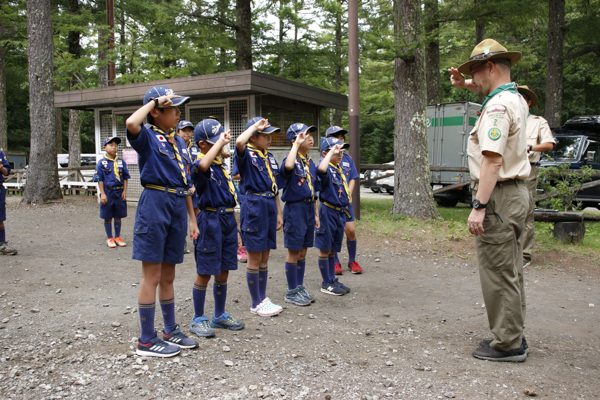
240;194;277;252
0;185;6;222
192;192;199;209
283;201;315;250
314;205;346;252
347;203;355;222
100;188;128;219
194;209;238;275
132;188;188;264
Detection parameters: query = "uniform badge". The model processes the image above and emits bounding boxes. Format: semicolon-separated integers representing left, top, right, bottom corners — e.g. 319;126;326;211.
488;127;501;141
156;135;167;142
343;161;350;168
101;160;108;166
250;151;257;158
297;178;305;187
269;156;278;170
118;160;123;167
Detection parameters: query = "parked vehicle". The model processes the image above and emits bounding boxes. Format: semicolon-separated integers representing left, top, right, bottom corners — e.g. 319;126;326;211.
540;116;600;208
362;169;381;193
57;154;98;180
426;102;479;207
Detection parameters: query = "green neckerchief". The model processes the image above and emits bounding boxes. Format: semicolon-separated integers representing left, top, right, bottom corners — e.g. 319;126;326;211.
479;82;519;112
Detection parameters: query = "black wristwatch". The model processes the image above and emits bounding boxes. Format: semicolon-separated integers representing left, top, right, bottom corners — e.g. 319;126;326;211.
153;98;159;109
527;144;532;152
472;199;487;210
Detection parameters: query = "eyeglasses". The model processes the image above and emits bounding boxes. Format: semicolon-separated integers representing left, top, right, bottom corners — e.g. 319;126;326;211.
469;61;488;76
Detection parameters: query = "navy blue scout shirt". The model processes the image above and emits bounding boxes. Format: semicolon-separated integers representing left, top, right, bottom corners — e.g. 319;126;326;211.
0;151;10;183
318;162;350;207
278;155;318;202
94;156;131;186
188;143;200;161
126;124;193;188
341;153;359;181
234;146;279;194
191;160;237;209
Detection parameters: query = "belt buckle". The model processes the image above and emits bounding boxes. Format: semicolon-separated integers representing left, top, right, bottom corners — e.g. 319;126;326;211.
176;188;185;196
218;207;224;213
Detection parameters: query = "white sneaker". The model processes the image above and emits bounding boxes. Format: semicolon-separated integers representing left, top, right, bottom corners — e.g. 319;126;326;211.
251;297;283;317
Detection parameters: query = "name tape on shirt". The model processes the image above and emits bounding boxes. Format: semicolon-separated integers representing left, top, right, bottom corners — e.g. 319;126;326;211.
342;161;350;168
487;105;507;119
269;156;278;170
118;160;123;167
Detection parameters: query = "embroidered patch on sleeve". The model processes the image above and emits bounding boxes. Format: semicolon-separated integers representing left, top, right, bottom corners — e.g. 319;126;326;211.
488;127;501;141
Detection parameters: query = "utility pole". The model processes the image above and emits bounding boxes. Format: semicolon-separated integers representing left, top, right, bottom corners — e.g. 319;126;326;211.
348;0;360;219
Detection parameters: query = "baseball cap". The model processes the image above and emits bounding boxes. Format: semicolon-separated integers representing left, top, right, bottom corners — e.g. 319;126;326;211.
103;136;121;146
245;117;281;135
286;123;317;142
176;120;193;131
194;119;224;145
326;125;348;137
143;85;191;108
320;137;350;153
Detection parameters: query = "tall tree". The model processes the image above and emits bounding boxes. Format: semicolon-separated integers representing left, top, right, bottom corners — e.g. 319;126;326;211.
424;0;440;105
237;0;252;69
22;0;62;203
97;0;108;87
545;0;565;126
0;44;6;152
67;0;82;170
391;0;440;219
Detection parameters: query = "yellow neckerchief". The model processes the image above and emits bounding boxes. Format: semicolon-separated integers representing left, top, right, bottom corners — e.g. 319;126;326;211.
297;152;314;198
247;144;277;194
329;161;351;203
153;125;187;186
105;154;121;183
198;152;238;204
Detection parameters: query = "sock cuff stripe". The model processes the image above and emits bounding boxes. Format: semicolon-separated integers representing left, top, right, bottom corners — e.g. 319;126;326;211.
214;280;227;285
193;284;207;290
298;259;306;262
318;256;328;260
258;267;268;271
328;254;335;258
285;262;298;266
138;303;155;309
159;298;174;305
246;268;259;274
347;240;356;243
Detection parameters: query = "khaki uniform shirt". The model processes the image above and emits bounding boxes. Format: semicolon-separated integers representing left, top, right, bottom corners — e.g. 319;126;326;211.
468;90;530;181
526;114;555;163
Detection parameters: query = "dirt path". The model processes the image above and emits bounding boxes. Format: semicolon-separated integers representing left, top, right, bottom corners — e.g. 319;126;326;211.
0;196;598;400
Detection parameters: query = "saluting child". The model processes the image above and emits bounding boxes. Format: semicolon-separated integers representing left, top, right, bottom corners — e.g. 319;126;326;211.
188;119;245;338
0;150;17;255
125;85;199;358
277;123;319;306
316;138;352;296
326;126;363;275
94;137;130;248
235;117;284;317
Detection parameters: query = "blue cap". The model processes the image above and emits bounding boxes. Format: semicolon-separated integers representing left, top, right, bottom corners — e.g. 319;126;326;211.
143;85;191;107
245;117;281;135
320;137;350;153
194;119;224;144
286;123;317;142
103;136;121;147
326;125;348;137
176;120;193;131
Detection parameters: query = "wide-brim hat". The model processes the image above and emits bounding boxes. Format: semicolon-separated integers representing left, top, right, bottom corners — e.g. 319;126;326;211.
457;39;522;76
517;85;539;108
245;117;281;134
194;119;224;145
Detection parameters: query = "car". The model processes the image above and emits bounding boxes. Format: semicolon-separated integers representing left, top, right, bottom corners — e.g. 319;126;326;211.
362;169;381;193
57;153;98;181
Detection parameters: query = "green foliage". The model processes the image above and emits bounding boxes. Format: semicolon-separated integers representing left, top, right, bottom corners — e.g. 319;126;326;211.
537;161;595;211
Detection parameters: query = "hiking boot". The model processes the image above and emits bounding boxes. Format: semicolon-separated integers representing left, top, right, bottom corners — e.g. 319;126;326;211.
334;262;343;275
297;285;315;303
472;342;527;362
285;288;311;306
237;246;248;263
106;238;117;248
190;315;216;338
114;237;127;247
479;336;530;354
0;242;17;255
210;312;245;330
348;261;363;274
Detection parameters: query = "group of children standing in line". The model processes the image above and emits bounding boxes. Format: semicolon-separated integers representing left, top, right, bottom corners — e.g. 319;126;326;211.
94;85;363;358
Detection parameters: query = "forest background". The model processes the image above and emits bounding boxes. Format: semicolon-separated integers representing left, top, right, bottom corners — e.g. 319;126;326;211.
1;0;599;165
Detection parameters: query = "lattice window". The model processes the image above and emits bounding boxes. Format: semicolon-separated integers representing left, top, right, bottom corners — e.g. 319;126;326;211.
188;106;226;127
259;96;319;147
228;99;248;144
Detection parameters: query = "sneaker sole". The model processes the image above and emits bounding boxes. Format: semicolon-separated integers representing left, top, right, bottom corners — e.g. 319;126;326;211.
0;251;17;255
136;348;181;358
210;322;245;330
285;297;311;306
190;328;216;338
473;352;527;363
163;340;198;349
117;244;127;247
320;288;345;296
256;310;282;316
349;268;362;274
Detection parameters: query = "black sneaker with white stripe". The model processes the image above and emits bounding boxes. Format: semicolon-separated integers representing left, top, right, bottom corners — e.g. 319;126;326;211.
162;325;198;349
136;333;181;358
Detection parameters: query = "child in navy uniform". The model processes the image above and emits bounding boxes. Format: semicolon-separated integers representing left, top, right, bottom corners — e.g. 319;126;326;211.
177;120;200;216
125;85;199;358
0;150;17;255
188;119;245;338
235;117;284;316
316;138;352;296
278;123;319;306
326;126;363;275
94;137;130;248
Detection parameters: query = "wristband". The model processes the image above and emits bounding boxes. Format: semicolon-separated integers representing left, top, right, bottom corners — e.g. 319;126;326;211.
294;142;301;148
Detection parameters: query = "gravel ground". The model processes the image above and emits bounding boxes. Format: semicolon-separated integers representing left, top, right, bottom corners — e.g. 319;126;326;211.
0;195;598;400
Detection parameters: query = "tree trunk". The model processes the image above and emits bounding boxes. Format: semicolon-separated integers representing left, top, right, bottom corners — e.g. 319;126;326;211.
391;0;440;219
424;0;440;105
333;6;342;126
475;16;486;104
55;108;62;152
68;109;82;173
545;0;565;127
119;7;126;75
97;0;108;88
278;0;285;74
0;45;7;152
23;0;62;204
236;0;252;70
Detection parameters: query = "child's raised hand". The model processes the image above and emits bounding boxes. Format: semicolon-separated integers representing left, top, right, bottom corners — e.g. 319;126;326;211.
219;130;232;145
253;118;269;132
331;144;343;155
158;94;180;107
296;131;308;146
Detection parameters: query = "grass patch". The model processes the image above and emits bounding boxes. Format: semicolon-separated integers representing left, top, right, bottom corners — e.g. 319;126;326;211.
534;220;600;256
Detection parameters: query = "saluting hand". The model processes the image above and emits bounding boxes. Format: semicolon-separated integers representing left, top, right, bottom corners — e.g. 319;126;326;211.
448;67;466;89
157;94;180;107
219;130;232;145
253;118;270;132
296;131;308;146
331;144;343;155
